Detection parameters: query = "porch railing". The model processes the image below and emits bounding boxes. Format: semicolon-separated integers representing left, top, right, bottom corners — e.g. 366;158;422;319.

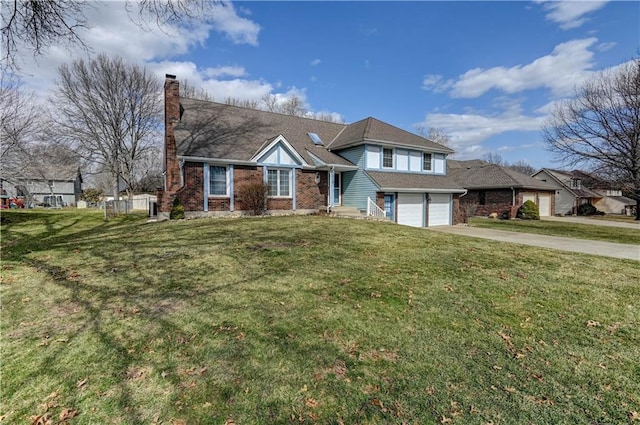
367;197;386;218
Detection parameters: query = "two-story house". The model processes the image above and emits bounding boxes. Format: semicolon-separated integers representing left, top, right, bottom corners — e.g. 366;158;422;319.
158;75;465;226
533;168;635;215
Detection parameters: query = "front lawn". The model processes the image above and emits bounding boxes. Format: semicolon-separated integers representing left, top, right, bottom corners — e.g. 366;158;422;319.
468;216;640;245
1;210;639;424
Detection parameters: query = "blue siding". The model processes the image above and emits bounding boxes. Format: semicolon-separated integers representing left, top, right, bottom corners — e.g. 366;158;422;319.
336;145;365;167
342;170;378;212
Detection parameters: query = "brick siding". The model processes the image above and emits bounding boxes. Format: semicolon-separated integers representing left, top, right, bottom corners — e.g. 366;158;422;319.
296;169;328;210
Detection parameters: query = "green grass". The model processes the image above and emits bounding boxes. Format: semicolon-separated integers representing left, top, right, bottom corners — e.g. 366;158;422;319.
468;216;640;245
590;214;639;223
1;210;639;424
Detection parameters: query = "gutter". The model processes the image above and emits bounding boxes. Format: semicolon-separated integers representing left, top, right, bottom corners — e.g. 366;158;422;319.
380;187;466;194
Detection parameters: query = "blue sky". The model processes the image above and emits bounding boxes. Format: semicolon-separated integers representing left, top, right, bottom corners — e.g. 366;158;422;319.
18;1;640;170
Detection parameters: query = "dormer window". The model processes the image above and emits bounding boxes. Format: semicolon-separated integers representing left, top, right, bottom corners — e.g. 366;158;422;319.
423;153;432;171
383;148;393;168
570;178;581;189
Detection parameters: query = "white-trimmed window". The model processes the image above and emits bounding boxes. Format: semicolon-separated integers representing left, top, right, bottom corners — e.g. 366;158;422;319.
267;168;291;197
209;165;228;196
423;153;432;171
383;148;393;168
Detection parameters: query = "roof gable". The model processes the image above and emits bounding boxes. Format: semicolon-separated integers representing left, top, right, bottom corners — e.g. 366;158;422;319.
252;136;306;166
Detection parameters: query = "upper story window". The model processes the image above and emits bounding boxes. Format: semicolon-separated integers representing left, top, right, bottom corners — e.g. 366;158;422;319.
423;153;432;171
382;148;393;168
210;165;228;196
267;168;291;197
570;178;581;189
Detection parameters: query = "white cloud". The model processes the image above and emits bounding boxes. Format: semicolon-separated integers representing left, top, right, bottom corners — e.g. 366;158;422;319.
310;59;321;66
206;1;261;46
535;0;609;30
596;41;616;52
449;38;598;98
16;2;260;94
204;66;247;78
421;74;454;93
418;106;546;158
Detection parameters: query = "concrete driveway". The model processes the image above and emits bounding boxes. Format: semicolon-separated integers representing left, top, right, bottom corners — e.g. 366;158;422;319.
431;225;640;261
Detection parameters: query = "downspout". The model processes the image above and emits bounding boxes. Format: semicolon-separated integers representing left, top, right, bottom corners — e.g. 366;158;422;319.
459;189;468;223
511;187;516;219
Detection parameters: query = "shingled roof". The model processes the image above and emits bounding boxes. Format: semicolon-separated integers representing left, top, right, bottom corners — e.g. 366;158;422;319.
327;117;453;153
175;98;353;167
449;161;556;191
366;171;464;192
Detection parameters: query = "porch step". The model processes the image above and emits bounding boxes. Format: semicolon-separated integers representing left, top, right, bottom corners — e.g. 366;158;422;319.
329;206;390;221
330;206;365;217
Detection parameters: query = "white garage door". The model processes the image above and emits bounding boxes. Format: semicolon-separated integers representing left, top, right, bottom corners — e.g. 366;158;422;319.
538;193;551;217
428;193;452;226
397;193;425;227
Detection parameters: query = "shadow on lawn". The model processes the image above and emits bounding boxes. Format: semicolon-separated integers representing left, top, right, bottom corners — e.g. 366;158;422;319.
6;212;351;422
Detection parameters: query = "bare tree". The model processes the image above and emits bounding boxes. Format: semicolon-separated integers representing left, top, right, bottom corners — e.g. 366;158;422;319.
261;93;307;116
261;93;279;113
181;79;214;101
51;54;162;200
416;125;451;147
482;152;506;166
225;97;260;109
0;73;40;172
509;160;536;176
280;95;307;116
542;57;640;220
1;0;215;70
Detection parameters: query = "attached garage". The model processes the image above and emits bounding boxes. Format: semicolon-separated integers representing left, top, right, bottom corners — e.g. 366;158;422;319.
397;193;425;227
538;193;552;217
428;193;452;226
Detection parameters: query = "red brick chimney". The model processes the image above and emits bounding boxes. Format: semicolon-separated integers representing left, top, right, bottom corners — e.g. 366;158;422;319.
164;74;181;192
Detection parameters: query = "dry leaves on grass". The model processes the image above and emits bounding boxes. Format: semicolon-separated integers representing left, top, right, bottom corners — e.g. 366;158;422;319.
59;408;79;421
305;398;319;408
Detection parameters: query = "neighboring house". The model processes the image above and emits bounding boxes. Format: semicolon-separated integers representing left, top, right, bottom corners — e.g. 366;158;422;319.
569;170;636;215
532;168;634;215
448;160;557;218
158;75;465;226
11;166;82;207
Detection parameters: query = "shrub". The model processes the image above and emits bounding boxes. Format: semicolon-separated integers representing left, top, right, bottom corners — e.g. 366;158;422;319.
170;197;185;220
517;200;540;220
237;181;268;216
577;203;603;216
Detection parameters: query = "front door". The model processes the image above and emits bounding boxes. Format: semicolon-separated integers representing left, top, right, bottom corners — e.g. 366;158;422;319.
333;172;341;206
384;194;395;222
